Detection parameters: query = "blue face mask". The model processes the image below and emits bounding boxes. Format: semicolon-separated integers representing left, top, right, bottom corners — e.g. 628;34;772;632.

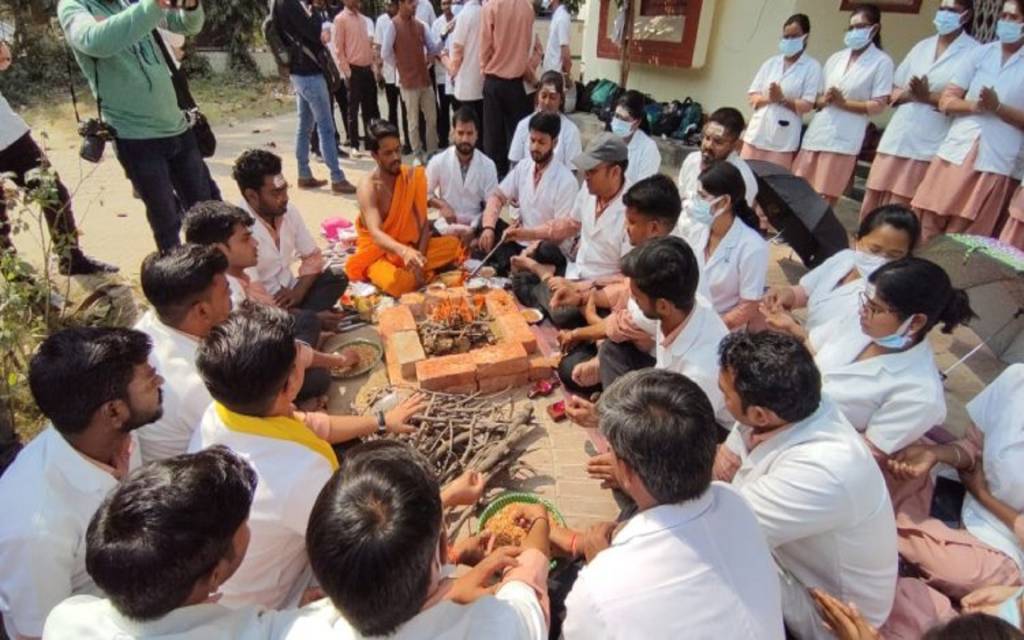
689;195;721;226
611;117;634;139
844;26;874;50
778;35;805;57
996;588;1023;629
997;19;1024;44
933;10;964;36
872;315;915;350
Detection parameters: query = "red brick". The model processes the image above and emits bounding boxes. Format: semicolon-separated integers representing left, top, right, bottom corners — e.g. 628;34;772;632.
388;331;426;379
415;353;477;391
444;381;480;395
493;313;538;353
472;342;529;379
398;293;426;318
478;371;530;393
485;289;520;317
529;355;560;381
377;305;417;340
386;353;415;386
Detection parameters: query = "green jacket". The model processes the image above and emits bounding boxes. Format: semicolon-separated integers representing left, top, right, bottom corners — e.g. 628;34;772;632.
58;0;205;140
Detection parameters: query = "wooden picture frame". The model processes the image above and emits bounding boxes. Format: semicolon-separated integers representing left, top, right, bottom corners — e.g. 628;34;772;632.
839;0;923;13
596;0;704;68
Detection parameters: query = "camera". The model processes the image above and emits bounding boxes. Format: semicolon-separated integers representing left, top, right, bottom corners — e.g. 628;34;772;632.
78;119;117;164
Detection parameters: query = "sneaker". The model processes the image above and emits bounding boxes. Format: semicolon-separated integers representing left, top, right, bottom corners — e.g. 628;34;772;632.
58;250;120;276
332;180;357;195
297;177;328;189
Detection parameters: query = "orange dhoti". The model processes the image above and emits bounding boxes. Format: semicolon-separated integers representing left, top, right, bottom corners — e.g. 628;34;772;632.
345;165;464;298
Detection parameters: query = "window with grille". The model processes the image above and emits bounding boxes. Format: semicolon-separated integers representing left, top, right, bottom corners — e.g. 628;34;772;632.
639;0;685;17
974;0;1002;42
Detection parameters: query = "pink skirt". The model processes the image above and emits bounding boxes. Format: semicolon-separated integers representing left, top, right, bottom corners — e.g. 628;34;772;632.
999;185;1024;249
792;149;858;200
910;142;1017;237
860;153;930;220
740;143;795;171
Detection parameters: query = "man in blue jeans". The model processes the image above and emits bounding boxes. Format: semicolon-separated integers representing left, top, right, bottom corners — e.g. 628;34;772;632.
59;0;219;251
273;0;357;195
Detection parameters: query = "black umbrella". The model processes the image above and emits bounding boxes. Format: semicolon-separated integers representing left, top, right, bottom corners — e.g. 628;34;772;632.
747;160;849;268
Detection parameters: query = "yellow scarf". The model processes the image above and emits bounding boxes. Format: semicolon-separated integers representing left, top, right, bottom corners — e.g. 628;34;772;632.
214;403;339;470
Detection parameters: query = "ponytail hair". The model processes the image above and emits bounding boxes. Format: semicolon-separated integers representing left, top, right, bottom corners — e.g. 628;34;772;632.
852;3;883;49
869;257;977;341
697;161;759;232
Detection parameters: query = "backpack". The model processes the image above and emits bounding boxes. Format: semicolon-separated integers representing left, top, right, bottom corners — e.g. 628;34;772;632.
597;86;625;123
588;80;619;114
577;79;598;113
671;98;704;144
263;0;291;70
651;100;683;137
643;102;664;133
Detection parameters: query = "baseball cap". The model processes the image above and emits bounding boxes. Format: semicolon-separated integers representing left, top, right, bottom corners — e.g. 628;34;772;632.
572;133;629;172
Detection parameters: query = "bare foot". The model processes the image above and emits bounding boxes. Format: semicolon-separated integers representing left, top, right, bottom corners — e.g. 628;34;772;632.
572;357;601;389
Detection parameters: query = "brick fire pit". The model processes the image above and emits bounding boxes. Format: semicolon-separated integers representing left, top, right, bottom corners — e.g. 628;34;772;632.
377;286;557;393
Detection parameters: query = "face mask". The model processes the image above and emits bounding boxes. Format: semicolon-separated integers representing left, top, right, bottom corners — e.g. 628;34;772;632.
611;117;634;138
996;589;1023;629
997;19;1024;44
852;249;888;278
452;2;462;15
873;315;915;350
689;195;722;226
844;26;874;50
933;10;963;35
778;35;805;57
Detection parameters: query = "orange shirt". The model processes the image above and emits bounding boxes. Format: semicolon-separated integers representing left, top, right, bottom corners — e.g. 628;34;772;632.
332;8;374;73
480;0;535;79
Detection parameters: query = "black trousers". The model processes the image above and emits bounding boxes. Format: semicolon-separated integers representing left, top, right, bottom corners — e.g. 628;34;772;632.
482;75;532;177
459;98;484;149
293;309;330;403
0;132;79;258
598;339;656;389
347;65;380;149
297;270;349;313
436;83;453;147
311;87;349;155
384;82;411;150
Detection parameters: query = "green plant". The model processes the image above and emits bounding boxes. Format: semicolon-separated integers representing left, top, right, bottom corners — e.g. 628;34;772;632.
193;0;267;77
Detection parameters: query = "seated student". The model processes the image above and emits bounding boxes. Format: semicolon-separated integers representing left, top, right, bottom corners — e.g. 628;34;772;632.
508;134;629;328
0;327;160;639
761;204;920;352
133;245;231;464
233;149;349;314
681;161;769;330
676;107;759;232
508;71;583;170
610;90;662;185
188;302;423;609
714;331;897;639
477;112;580;276
276;440;550;639
42;446;285;639
551;369;784;639
884;364;1024;626
346;120;465;297
819;258;975;461
426;107;499;242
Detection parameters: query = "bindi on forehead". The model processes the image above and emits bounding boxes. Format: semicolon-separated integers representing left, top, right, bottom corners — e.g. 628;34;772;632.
273;175;286;189
704;122;726;138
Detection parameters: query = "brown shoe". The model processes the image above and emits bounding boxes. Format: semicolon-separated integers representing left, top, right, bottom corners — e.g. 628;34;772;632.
332;180;357;195
297;177;327;189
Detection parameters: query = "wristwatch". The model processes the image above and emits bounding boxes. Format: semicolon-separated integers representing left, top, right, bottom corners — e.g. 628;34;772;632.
375;410;387;434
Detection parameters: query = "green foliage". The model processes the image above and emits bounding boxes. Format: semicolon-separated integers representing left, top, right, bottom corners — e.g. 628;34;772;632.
193;0;267;77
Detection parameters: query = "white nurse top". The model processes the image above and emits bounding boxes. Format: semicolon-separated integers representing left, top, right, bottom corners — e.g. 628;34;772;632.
676;151;760;237
566;184;630;280
797;249;867;349
496;156;579;242
625;129;661;184
876;32;980;162
801;44;895;156
936;41;1024;176
961;364;1024;572
655;299;730;424
744;53;823;153
820;338;947;455
681;217;769;314
508;111;583;168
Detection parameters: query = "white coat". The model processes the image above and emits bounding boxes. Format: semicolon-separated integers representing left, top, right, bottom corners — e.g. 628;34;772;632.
683;217;769;315
744;53;823;153
426;147;499;225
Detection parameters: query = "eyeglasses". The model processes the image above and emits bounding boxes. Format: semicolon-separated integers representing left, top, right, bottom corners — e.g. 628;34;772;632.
858;291;895;318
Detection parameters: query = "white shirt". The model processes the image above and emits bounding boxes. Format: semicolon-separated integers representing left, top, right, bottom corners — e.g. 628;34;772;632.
0;428;140;639
415;0;436;29
451;0;484;101
566;184;629;280
744;53;823;153
961;364;1024;572
427;147;499;225
725;398;898;630
798;249;866;352
508;112;583;168
244;202;320;295
380;17;443;81
42;596;286;640
821;339;946;455
431;14;455;86
625;129;661;184
543;4;571;73
936;41;1024;176
0;89;30;151
188;404;335;610
563;484;784;640
655;299;729;423
801;44;895;156
876;32;980;161
682;217;769;315
497;157;579;241
676;150;760;234
132;311;212;464
374;14;398;84
276;580;546;639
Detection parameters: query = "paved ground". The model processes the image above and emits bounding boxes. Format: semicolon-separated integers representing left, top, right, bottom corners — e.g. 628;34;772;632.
11;107;1010;530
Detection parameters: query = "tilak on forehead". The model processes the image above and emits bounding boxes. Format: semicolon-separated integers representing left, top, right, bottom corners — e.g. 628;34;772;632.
273;175;287;189
1006;1;1021;13
705;122;726;138
938;0;958;8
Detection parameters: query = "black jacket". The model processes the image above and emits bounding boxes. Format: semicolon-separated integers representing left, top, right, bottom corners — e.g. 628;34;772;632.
273;0;328;76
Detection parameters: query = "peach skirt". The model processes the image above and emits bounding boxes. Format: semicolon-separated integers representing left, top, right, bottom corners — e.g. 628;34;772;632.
999;185;1024;249
792;149;858;200
860;153;930;220
910;142;1017;237
740;143;795;171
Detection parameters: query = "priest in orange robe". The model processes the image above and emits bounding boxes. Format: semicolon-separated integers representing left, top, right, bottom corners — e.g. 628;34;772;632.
346;121;464;297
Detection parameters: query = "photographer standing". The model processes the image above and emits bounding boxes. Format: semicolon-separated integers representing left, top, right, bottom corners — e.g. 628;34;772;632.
59;0;216;251
0;38;115;275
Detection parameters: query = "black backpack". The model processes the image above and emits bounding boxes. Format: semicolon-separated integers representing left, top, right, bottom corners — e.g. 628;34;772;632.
263;0;291;70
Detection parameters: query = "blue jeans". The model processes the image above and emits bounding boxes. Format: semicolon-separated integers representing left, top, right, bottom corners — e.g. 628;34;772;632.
115;129;216;251
291;74;345;184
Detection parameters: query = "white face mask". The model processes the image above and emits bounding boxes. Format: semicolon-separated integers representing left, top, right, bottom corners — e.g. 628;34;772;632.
852;249;888;278
872;314;916;350
690;195;723;226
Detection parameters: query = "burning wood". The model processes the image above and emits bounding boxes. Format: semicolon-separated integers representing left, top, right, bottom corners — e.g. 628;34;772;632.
419;296;497;356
